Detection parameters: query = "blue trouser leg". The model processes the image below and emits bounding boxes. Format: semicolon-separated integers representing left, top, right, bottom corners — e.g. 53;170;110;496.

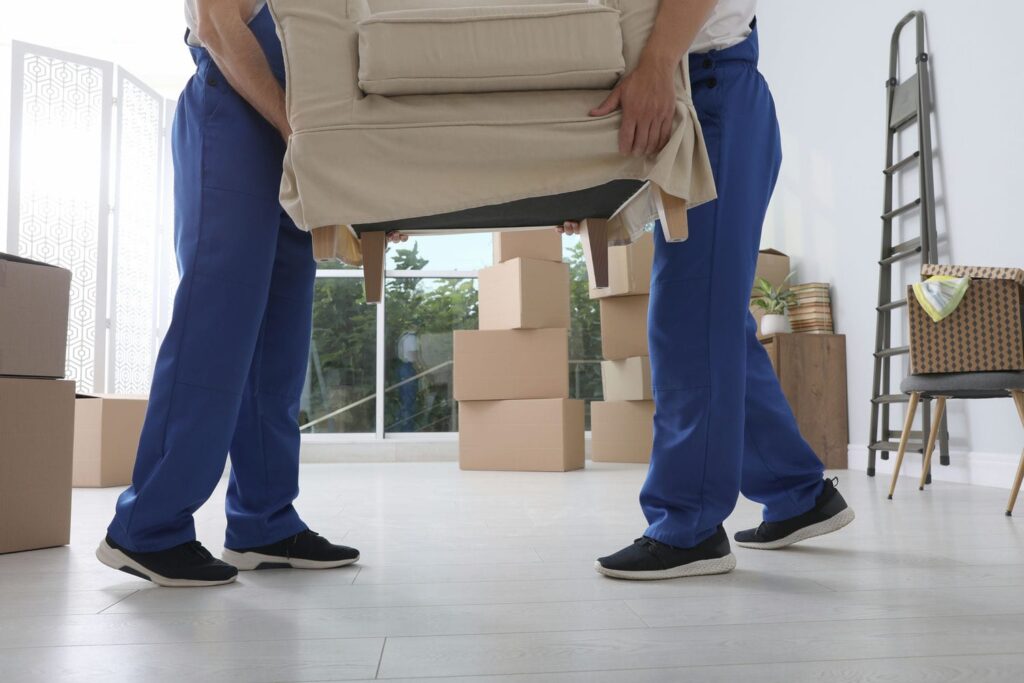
639;28;824;549
108;11;310;551
225;213;314;549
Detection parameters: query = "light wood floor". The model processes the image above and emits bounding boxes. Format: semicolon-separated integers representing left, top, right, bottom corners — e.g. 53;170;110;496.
2;462;1024;682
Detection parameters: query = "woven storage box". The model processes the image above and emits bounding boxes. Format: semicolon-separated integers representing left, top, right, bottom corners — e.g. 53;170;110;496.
908;265;1024;374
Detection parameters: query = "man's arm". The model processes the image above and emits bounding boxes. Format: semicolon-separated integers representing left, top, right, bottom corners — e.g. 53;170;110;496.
195;0;290;140
592;0;718;157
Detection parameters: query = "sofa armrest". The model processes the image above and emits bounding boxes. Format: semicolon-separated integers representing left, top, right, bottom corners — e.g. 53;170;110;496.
268;0;367;132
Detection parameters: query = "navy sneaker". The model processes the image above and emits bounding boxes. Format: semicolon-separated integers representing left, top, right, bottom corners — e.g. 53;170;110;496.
595;526;736;580
222;530;359;570
734;478;855;550
96;535;238;587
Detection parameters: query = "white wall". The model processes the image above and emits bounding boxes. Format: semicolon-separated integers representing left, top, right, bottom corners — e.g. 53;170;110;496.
757;0;1024;484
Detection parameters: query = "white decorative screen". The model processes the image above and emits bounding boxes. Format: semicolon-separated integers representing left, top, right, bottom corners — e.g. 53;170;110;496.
8;42;175;394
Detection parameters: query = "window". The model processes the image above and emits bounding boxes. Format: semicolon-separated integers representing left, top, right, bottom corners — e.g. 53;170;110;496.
302;234;603;439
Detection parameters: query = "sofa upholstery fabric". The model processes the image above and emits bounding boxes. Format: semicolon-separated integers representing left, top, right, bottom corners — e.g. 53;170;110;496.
268;0;717;245
358;3;625;96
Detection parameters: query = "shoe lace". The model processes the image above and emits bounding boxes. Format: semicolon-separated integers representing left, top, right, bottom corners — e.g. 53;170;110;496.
184;541;212;561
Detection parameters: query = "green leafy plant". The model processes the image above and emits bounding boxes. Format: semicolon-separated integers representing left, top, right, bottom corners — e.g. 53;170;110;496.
751;273;797;315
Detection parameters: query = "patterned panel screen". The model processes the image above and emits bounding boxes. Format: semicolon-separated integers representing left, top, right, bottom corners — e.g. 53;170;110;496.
111;73;166;394
10;45;112;392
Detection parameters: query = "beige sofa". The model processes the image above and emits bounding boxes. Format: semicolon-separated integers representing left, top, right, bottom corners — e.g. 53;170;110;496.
268;0;715;302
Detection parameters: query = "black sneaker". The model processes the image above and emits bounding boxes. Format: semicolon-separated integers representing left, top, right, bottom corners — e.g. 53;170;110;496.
595;526;736;580
734;477;855;550
96;535;238;587
222;530;359;570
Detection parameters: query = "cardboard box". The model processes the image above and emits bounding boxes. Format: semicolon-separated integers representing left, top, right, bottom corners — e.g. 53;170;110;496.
73;394;148;488
908;265;1024;374
0;252;72;378
493;230;563;265
459;398;584;471
588;231;654;299
478;258;570;330
751;248;791;338
601;356;652;401
454;328;569;400
591;400;654;464
0;377;75;554
600;295;649;360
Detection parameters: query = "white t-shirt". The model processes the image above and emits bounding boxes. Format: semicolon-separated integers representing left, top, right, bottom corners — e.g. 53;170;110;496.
692;0;757;54
185;0;267;47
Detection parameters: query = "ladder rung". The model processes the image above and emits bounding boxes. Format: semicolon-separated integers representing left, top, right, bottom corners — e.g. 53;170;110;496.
878;298;908;312
888;430;925;440
882;198;922;221
873;393;910;404
891;109;919;132
875;345;910;358
879;237;923;266
884;151;921;175
870;440;925;453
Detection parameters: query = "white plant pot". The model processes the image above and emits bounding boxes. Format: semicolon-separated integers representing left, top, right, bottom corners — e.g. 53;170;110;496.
760;313;790;336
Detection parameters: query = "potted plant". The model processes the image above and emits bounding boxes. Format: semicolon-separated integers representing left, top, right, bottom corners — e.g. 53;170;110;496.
752;274;797;336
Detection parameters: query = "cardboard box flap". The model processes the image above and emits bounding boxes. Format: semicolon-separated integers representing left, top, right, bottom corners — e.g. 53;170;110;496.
75;393;149;401
0;251;69;270
759;248;788;257
921;264;1024;284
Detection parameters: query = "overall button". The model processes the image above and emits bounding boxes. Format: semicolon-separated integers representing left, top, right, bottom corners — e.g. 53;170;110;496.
207;75;218;87
707;78;718;89
702;58;713;69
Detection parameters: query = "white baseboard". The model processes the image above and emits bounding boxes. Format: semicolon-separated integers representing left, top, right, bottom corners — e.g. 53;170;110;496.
301;434;596;464
848;443;1021;490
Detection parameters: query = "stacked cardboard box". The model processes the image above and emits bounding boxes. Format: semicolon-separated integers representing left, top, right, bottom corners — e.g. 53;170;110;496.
455;231;585;471
788;283;834;334
588;233;655;463
0;253;75;554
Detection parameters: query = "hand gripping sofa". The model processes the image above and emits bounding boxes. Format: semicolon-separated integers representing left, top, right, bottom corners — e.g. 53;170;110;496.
267;0;716;302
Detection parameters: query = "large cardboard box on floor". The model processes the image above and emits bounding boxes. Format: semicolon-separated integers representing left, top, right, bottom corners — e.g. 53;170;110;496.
908;265;1024;374
601;356;652;401
459;398;584;471
599;295;649;360
478;258;570;330
492;230;563;265
752;248;791;337
454;328;569;401
591;400;654;463
0;252;72;378
588;231;654;299
73;394;148;488
0;377;76;554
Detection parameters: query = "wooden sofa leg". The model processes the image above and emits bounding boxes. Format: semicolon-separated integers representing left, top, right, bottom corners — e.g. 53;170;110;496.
361;232;386;304
1007;391;1024;516
580;219;609;289
311;226;340;262
655;186;689;243
888;392;920;500
919;396;947;491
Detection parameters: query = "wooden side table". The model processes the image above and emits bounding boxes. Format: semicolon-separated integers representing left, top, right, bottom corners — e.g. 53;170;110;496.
761;333;849;469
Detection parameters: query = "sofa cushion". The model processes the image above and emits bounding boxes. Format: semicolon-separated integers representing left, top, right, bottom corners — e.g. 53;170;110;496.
357;3;625;96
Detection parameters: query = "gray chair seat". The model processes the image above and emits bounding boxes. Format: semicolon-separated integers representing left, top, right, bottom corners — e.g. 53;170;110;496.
901;372;1024;400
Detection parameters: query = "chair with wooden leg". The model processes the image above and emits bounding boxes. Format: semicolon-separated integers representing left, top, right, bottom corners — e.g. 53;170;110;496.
887;372;1024;514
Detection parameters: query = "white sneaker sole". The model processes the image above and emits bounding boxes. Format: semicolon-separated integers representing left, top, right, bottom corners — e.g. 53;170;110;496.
735;506;856;550
594;553;737;581
221;548;360;571
95;540;237;587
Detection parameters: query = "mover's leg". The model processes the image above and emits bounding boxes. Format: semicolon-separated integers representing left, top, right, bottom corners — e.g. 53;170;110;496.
580;218;609;289
655;186;689;243
1007;391;1024;516
362;231;387;304
311;226;340;262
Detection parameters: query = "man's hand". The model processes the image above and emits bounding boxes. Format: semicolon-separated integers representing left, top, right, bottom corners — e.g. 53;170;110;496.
557;221;581;236
386;232;408;244
196;0;290;141
591;57;678;157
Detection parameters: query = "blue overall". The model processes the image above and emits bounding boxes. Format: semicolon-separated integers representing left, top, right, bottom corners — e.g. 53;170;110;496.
640;27;825;549
108;6;314;552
